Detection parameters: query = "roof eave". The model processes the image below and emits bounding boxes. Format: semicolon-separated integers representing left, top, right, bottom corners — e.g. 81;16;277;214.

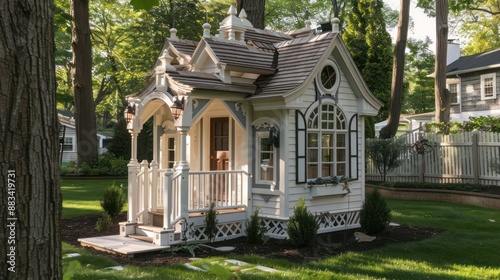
447;64;500;76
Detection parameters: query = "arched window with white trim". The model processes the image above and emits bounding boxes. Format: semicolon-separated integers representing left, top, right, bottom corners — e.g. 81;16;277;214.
307;103;347;179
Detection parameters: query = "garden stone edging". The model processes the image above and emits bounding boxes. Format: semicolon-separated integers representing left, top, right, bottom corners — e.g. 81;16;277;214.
366;184;500;210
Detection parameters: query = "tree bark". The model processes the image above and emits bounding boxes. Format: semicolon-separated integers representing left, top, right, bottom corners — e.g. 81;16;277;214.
0;1;62;279
237;0;266;29
435;0;451;127
379;0;410;139
69;0;98;164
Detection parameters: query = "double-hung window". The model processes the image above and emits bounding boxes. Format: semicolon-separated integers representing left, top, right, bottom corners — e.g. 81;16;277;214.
448;83;459;104
307;103;347;179
481;73;496;100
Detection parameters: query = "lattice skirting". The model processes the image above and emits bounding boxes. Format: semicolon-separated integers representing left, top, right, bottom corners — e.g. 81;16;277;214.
316;210;360;234
261;210;360;239
169;210;360;244
186;221;245;243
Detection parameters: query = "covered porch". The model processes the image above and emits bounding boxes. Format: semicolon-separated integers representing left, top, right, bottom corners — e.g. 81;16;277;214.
120;86;252;246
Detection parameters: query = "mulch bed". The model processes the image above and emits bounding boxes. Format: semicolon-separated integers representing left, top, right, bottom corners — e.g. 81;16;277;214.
61;212;441;267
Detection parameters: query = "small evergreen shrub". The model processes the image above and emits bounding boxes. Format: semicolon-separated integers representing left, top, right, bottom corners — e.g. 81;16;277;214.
100;182;126;218
95;212;111;232
246;206;267;244
204;202;218;242
287;197;319;247
360;188;391;235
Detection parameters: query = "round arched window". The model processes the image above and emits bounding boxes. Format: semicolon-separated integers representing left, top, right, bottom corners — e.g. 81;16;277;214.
317;60;340;95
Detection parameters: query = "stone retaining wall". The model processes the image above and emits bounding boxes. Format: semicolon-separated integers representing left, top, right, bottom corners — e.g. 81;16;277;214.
366;184;500;210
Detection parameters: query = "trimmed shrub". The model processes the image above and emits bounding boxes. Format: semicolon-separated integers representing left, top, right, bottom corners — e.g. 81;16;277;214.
95;212;111;232
360;188;391;235
246;206;267;244
100;182;126;218
204;202;218;242
287;198;319;247
366;138;406;182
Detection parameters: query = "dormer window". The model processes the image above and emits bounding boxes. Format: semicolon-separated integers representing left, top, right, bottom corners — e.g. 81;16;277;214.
317;60;340;95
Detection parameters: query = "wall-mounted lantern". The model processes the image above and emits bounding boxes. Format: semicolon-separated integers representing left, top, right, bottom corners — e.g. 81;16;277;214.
124;104;136;124
171;96;184;120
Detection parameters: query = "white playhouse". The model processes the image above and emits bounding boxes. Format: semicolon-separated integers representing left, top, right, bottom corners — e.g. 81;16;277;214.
80;6;382;253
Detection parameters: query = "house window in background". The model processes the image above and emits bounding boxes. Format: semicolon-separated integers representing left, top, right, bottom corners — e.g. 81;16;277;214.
448;83;459;104
307;103;347;179
62;137;74;152
481;74;496;100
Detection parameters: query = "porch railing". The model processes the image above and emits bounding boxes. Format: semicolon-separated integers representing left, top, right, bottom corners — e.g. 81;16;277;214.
155;169;249;210
188;170;249;211
136;164;249;228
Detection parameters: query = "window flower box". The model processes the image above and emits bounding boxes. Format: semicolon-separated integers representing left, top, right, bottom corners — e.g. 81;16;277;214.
306;176;351;198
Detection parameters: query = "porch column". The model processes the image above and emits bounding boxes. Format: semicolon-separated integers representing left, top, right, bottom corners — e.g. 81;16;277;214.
163;168;173;229
127;130;139;223
150;115;161;212
176;126;190;219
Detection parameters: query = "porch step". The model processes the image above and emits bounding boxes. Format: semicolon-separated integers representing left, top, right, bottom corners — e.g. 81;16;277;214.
78;235;169;257
128;234;153;243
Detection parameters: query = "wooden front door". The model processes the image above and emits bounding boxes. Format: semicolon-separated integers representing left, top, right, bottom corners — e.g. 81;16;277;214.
210;118;229;201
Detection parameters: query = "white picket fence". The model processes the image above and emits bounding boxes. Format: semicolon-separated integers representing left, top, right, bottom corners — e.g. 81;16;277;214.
366;131;500;185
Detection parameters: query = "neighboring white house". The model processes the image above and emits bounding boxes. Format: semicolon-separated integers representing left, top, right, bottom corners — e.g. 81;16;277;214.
59;111;113;165
80;6;382;250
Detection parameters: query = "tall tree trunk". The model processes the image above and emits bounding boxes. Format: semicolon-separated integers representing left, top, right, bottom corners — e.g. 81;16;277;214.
379;0;410;139
435;0;451;128
237;0;265;29
0;1;62;279
69;0;98;164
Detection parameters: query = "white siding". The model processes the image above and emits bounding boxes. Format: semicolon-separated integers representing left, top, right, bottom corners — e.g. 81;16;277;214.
282;64;366;217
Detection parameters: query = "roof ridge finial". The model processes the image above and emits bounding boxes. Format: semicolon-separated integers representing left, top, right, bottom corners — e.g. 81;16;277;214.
239;9;247;20
331;18;340;33
227;4;237;16
202;22;211;38
169;28;178;40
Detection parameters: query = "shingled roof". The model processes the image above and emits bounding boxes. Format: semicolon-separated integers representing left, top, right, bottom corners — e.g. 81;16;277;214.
446;48;500;76
203;38;276;73
168;38;198;58
253;32;336;96
166;70;257;94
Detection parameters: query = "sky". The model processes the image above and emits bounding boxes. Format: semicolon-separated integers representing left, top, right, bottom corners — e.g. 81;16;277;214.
385;0;437;51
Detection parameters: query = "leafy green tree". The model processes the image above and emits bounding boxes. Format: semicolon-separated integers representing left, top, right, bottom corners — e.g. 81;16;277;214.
450;0;500;54
266;0;336;31
402;38;435;114
54;0;74;111
90;0;157;126
343;0;393;138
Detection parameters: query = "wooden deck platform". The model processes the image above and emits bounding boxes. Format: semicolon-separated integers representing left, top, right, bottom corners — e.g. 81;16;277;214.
78;235;169;257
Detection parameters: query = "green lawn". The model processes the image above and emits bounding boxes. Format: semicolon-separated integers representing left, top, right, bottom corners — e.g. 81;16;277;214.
62;181;500;279
61;178;127;219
